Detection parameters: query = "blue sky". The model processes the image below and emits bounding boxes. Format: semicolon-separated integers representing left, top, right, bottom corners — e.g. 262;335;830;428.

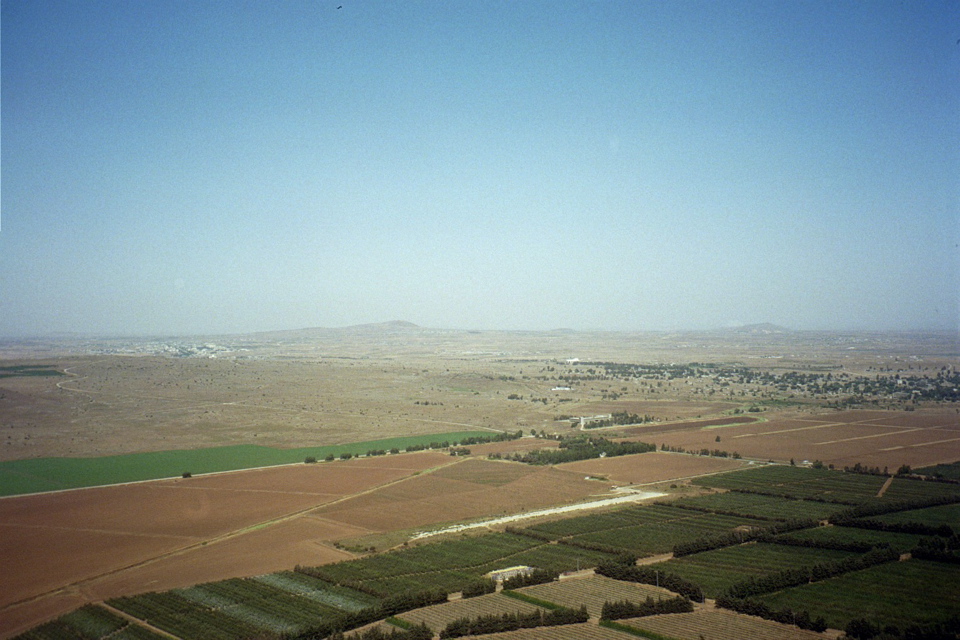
2;0;958;336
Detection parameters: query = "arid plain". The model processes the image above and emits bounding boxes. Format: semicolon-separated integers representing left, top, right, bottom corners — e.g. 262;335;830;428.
1;324;958;637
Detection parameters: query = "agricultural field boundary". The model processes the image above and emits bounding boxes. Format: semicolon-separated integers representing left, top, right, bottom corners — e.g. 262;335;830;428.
0;431;493;498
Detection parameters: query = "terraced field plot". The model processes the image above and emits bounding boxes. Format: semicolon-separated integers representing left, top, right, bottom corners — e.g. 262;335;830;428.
397;593;545;631
108;574;379;640
621;607;830;640
424;622;630;640
759;558;960;630
777;525;925;553
871;502;960;528
669;491;844;521
661;542;856;598
526;503;771;556
692;464;888;503
13;604;167;640
516;574;675;618
303;532;620;597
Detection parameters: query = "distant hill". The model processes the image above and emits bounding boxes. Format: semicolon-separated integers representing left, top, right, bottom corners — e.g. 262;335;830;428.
243;321;423;342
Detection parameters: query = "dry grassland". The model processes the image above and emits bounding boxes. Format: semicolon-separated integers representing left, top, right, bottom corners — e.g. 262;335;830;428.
1;327;957;637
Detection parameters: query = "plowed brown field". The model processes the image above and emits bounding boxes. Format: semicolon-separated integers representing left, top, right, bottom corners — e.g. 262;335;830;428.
645;409;960;468
0;451;451;638
558;451;746;485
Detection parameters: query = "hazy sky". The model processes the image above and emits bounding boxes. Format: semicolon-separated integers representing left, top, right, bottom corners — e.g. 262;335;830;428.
2;1;958;336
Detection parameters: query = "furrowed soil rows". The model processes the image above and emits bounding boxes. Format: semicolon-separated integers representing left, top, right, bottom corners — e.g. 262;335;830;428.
557;451;746;485
416;622;629;640
624;607;830;640
397;593;545;632
517;575;676;618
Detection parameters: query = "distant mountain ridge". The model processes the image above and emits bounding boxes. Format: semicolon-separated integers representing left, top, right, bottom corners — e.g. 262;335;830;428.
728;323;791;334
244;320;423;341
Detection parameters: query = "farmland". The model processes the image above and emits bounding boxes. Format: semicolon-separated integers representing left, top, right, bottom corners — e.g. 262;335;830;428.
0;432;499;497
619;607;830;640
662;542;856;598
2;327;959;638
759;559;960;630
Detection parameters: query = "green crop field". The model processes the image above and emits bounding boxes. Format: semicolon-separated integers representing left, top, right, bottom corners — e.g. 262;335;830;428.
880;477;960;502
0;431;492;497
693;465;887;504
300;531;620;597
566;511;771;556
15;604;167;640
0;364;64;379
915;461;960;481
669;492;844;521
661;542;855;598
776;525;925;553
871;503;960;529
759;559;960;630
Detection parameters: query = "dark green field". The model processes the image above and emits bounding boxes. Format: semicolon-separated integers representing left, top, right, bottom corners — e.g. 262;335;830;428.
662;542;855;598
760;559;960;630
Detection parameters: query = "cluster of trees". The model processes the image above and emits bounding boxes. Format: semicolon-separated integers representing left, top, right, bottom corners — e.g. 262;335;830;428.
833;517;954;538
438;606;589;638
500;436;656;465
725;547;899;599
420;431;524;448
714;596;827;633
672;519;818;557
600;595;693;620
772;533;887;554
460;579;496;598
290;588;447;640
844;614;960;640
594;560;703;603
659;443;741;458
722;485;853;505
584;411;655;428
500;568;558;590
911;536;960;564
